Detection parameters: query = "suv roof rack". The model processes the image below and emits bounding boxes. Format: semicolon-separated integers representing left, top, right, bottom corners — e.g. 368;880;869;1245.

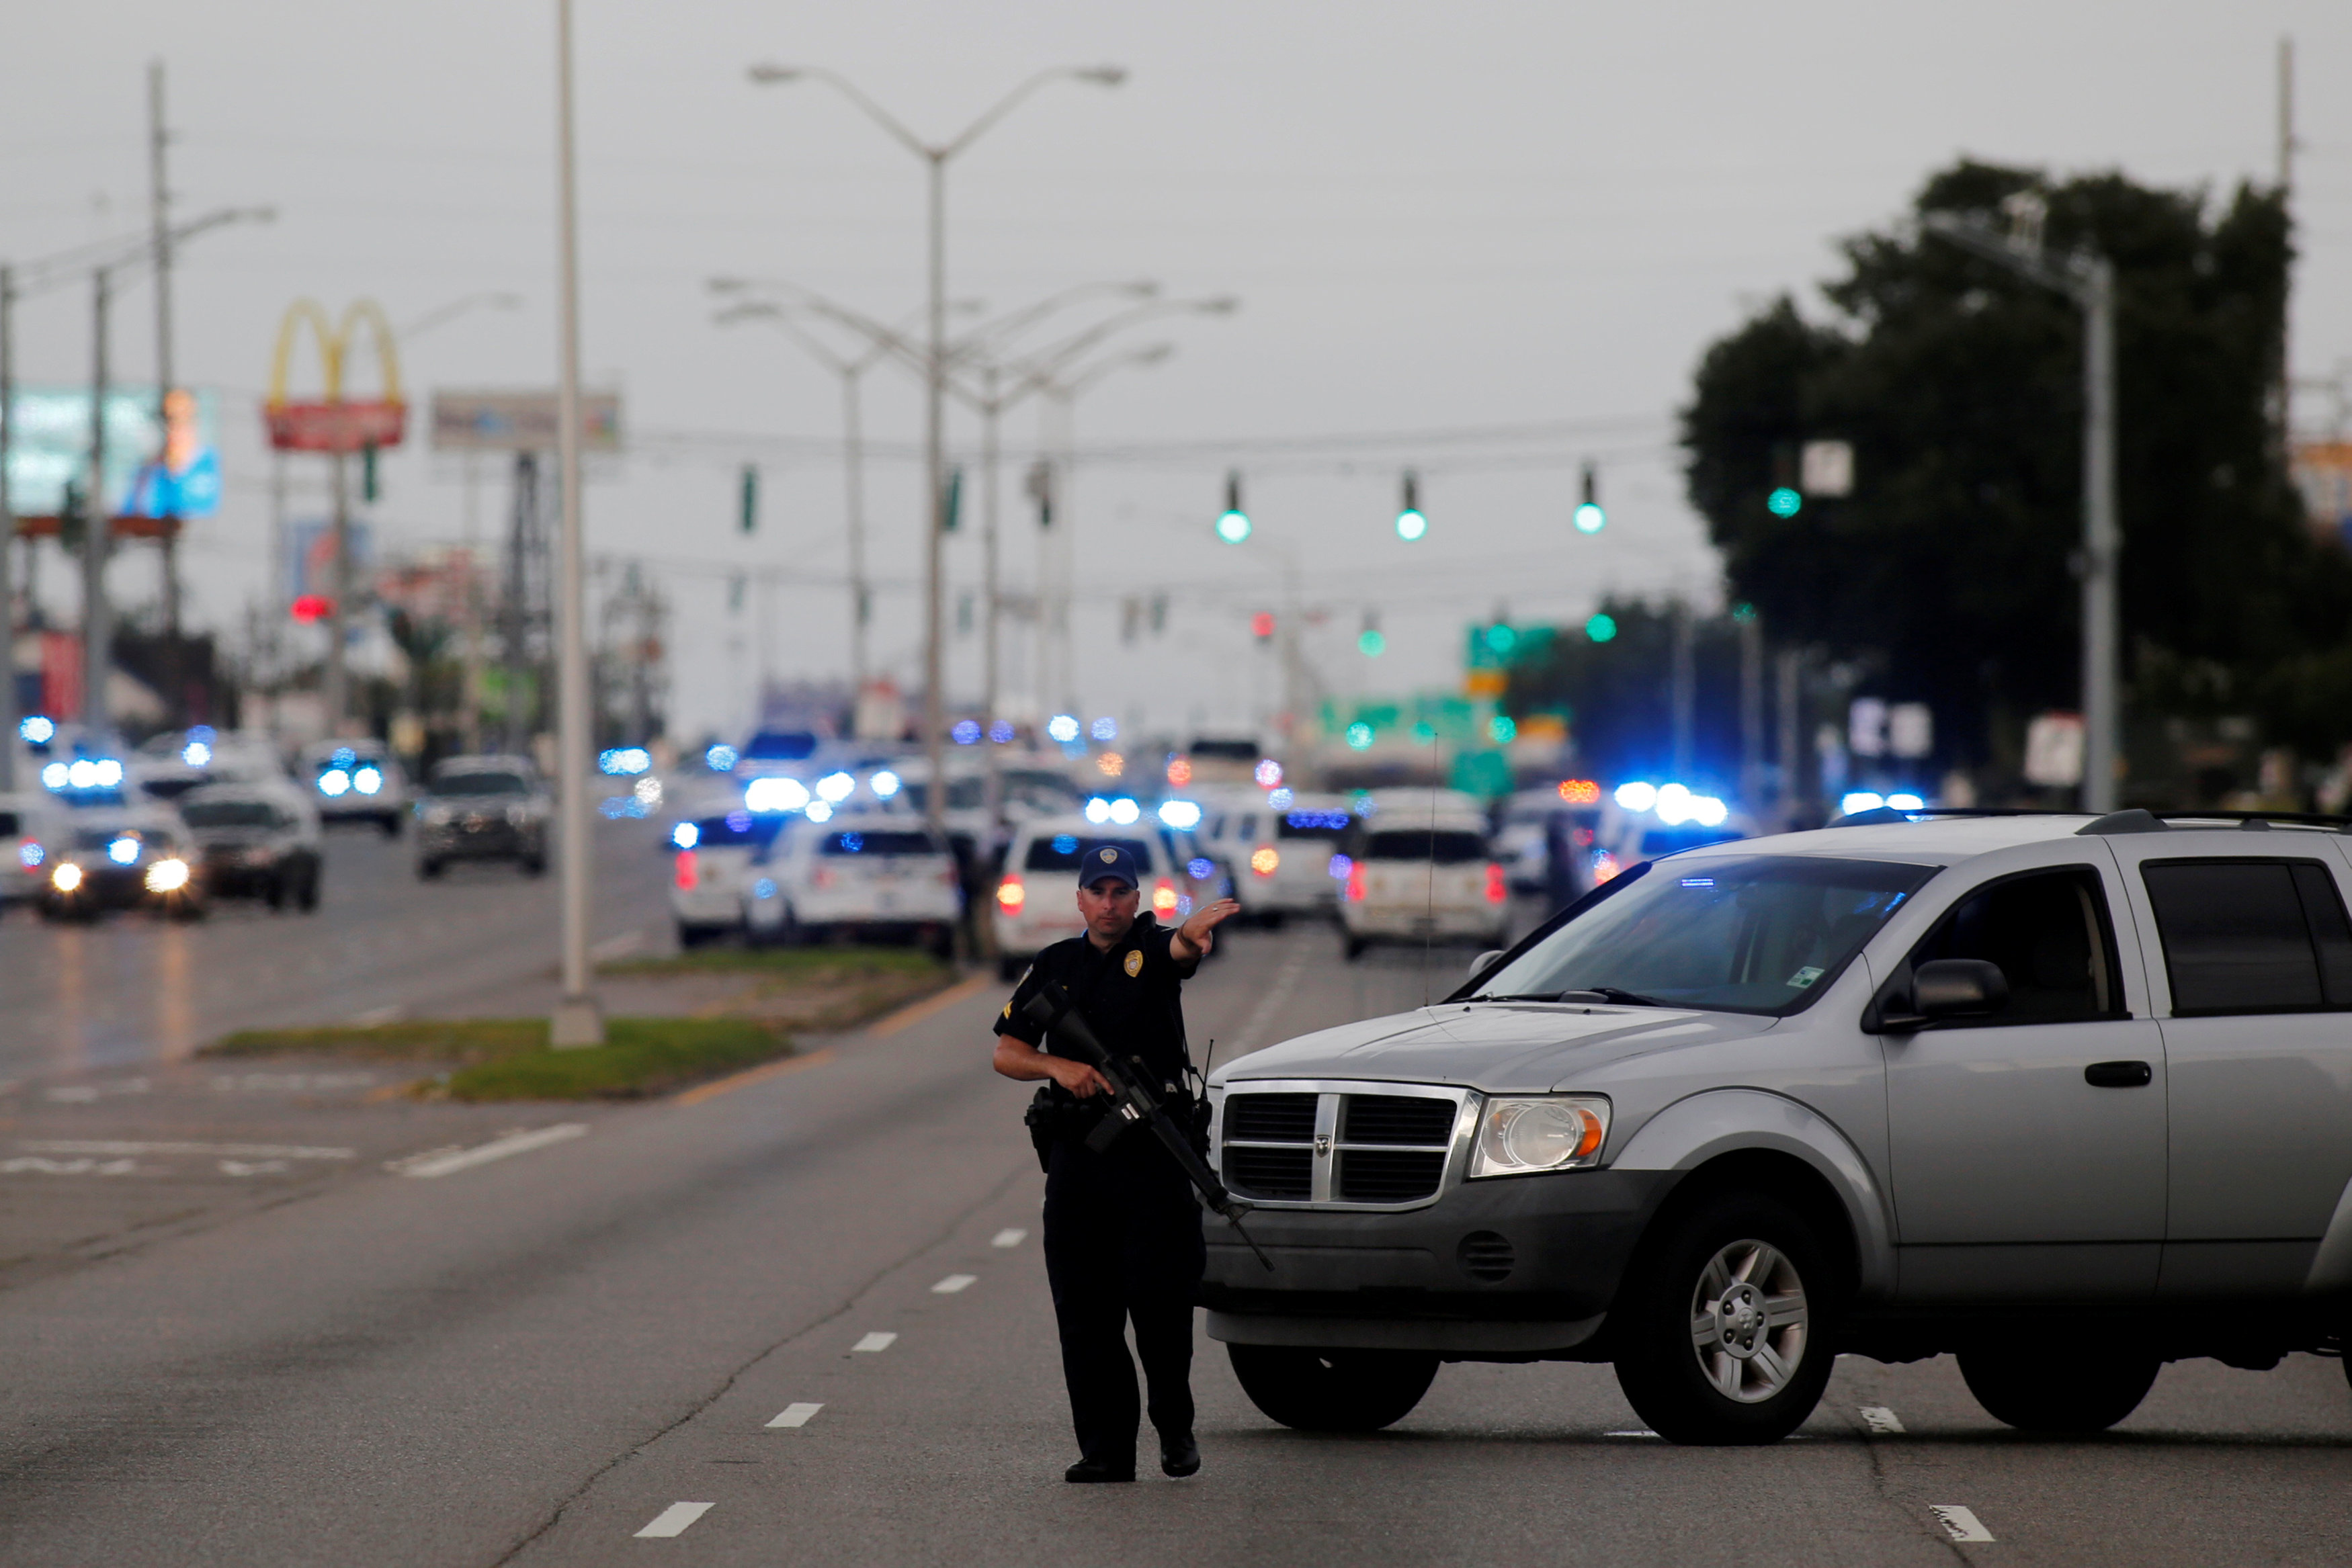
1826;805;2352;834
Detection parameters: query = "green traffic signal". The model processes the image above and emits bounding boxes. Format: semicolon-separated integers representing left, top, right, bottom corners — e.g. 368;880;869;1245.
1768;486;1802;517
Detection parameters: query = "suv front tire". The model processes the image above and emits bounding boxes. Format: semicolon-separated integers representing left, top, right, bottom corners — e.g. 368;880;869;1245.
1613;1190;1837;1445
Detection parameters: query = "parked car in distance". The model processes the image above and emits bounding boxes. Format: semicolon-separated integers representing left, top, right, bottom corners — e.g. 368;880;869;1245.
179;781;324;910
37;804;204;921
1206;808;2352;1447
300;738;410;835
415;756;549;877
744;816;962;957
991;814;1228;979
1337;793;1509;959
0;791;71;908
668;805;788;946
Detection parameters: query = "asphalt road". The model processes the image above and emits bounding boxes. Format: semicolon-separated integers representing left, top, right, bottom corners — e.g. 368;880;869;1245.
1;847;2348;1566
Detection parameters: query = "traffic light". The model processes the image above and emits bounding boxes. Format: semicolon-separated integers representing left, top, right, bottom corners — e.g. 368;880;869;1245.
941;467;963;533
1359;609;1384;658
361;443;380;503
1025;458;1054;527
1395;470;1427;541
1251;610;1275;642
1217;471;1251;543
739;464;758;533
1767;486;1802;517
1574;464;1605;533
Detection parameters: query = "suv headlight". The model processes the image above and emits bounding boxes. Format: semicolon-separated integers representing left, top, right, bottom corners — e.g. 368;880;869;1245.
1468;1095;1609;1178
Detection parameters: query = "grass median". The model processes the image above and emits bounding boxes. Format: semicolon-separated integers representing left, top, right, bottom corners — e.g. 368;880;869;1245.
205;1016;792;1101
204;945;962;1100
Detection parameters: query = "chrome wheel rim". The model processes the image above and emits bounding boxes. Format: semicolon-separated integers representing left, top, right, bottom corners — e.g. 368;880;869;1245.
1689;1237;1808;1404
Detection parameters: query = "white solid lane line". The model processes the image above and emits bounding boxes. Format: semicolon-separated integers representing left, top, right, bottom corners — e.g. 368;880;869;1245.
931;1274;976;1294
852;1332;897;1353
1859;1405;1906;1434
1931;1506;1994;1543
990;1228;1027;1248
393;1124;588;1179
18;1140;355;1160
634;1502;712;1538
766;1403;824;1428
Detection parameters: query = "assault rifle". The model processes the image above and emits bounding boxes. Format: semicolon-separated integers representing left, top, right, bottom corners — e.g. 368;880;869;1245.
1022;984;1274;1272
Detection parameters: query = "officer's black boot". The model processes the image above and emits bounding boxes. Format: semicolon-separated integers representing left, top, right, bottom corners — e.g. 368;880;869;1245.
1064;1458;1136;1484
1159;1432;1200;1478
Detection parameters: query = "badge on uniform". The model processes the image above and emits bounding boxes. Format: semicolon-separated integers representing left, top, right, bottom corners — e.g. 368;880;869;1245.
1124;949;1143;977
1099;848;1118;863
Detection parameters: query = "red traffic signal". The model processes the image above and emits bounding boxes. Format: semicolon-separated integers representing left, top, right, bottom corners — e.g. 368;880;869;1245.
1251;611;1275;641
291;594;336;623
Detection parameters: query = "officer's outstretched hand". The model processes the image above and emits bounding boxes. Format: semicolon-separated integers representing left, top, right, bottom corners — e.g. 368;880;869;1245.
1173;898;1243;961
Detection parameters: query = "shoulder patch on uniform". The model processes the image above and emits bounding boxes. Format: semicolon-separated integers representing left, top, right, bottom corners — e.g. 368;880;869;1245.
1002;999;1013;1018
1124;949;1144;977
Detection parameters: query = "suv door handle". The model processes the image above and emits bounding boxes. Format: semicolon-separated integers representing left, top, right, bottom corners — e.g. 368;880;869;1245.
2084;1060;2153;1088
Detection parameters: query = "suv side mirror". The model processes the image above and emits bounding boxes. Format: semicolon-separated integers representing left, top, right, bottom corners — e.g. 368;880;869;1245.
1878;958;2009;1031
1468;949;1505;983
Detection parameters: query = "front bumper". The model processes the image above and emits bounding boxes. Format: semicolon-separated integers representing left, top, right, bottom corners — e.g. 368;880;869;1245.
1202;1168;1677;1358
420;818;541;858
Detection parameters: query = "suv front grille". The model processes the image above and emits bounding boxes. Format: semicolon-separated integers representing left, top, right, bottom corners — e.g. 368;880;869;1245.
1218;1084;1464;1209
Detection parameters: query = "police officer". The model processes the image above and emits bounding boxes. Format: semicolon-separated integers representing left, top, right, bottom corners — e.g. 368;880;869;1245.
993;844;1241;1483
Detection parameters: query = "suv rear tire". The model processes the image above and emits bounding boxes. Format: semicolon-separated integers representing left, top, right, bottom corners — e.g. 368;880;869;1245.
1227;1345;1437;1432
1958;1346;2158;1433
1612;1190;1836;1445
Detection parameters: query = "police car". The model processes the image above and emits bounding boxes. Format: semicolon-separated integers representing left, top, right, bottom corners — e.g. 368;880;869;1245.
992;814;1226;980
667;803;790;947
36;804;205;921
1202;791;1353;926
299;739;410;835
1335;790;1511;960
0;791;71;909
742;816;962;957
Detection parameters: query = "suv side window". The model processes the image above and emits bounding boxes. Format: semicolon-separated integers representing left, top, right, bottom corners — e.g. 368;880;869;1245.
2140;858;2352;1016
1906;866;2119;1024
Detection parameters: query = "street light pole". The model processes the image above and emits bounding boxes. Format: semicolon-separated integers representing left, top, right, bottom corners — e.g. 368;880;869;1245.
745;62;1126;841
83;267;112;732
0;264;16;789
551;0;600;1047
1924;211;2120;813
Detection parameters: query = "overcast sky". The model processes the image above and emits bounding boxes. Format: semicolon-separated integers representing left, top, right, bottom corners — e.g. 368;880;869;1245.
7;1;2349;745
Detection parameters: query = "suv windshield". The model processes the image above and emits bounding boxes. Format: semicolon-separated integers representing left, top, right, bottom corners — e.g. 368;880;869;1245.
821;830;939;857
1024;833;1154;874
182;801;282;828
1362;828;1487;864
1474;855;1938;1016
433;771;529;797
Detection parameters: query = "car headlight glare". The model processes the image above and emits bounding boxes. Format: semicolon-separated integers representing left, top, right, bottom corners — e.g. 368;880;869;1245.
353;767;383;795
52;862;83;892
1468;1096;1610;1179
145;858;191;893
319;769;351;797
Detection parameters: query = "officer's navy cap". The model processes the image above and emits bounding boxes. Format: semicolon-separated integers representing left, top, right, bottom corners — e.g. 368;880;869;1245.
1080;843;1140;889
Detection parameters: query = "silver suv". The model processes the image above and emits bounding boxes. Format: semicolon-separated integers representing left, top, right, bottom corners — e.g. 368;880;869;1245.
1204;809;2352;1444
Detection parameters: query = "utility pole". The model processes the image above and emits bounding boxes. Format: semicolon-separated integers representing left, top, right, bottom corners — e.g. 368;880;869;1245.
980;361;1003;833
0;264;16;789
1924;210;2121;814
2279;34;2296;438
149;60;182;684
1668;600;1695;781
1736;608;1763;813
321;447;351;735
82;267;112;730
550;0;601;1046
1774;648;1802;829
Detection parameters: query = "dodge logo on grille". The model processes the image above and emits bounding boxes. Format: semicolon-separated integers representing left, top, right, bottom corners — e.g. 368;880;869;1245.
1314;1133;1331;1157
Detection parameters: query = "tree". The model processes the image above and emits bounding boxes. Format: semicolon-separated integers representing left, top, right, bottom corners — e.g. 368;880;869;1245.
1683;159;2352;782
1507;598;1742;787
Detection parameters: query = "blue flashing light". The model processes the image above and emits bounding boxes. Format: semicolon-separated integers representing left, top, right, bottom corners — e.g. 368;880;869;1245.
319;769;351;797
599;746;651;776
725;810;752;832
41;763;67;789
837;832;866;853
1840;791;1887;816
744;776;810;813
1327;853;1353;880
1051;833;1079;854
1886;791;1926;812
1187;857;1214;880
19;715;56;744
1090;717;1118;742
987;720;1015;744
354;767;384;795
871;770;901;799
1615;781;1658;813
1266;787;1293;808
93;759;124;787
706;744;740;772
108;836;140;866
814;771;855;803
181;741;212;767
805;799;834;824
188;725;216;744
753;877;777;900
19;841;44;868
672;822;700;849
1046;714;1081;744
1083;796;1111;824
951;719;982;745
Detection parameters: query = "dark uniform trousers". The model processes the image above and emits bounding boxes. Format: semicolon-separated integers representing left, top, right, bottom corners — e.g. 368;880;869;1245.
1042;1129;1207;1469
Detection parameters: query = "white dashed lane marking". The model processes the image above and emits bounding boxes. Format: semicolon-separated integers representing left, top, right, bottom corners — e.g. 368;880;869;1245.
991;1228;1027;1248
766;1403;824;1429
390;1124;587;1178
1931;1506;1994;1543
634;1503;712;1538
1602;1430;1659;1438
17;1140;353;1160
931;1274;976;1294
852;1332;897;1353
1860;1405;1906;1434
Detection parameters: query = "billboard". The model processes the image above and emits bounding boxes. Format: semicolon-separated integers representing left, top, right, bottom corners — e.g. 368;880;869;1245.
285;519;374;605
2;386;222;518
431;390;622;453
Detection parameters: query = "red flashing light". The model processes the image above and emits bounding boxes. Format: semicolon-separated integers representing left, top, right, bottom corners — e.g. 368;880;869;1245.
1484;863;1508;904
1558;778;1601;805
1152;879;1179;917
290;594;336;623
673;848;698;891
997;874;1026;914
1346;863;1366;903
1251;611;1275;641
